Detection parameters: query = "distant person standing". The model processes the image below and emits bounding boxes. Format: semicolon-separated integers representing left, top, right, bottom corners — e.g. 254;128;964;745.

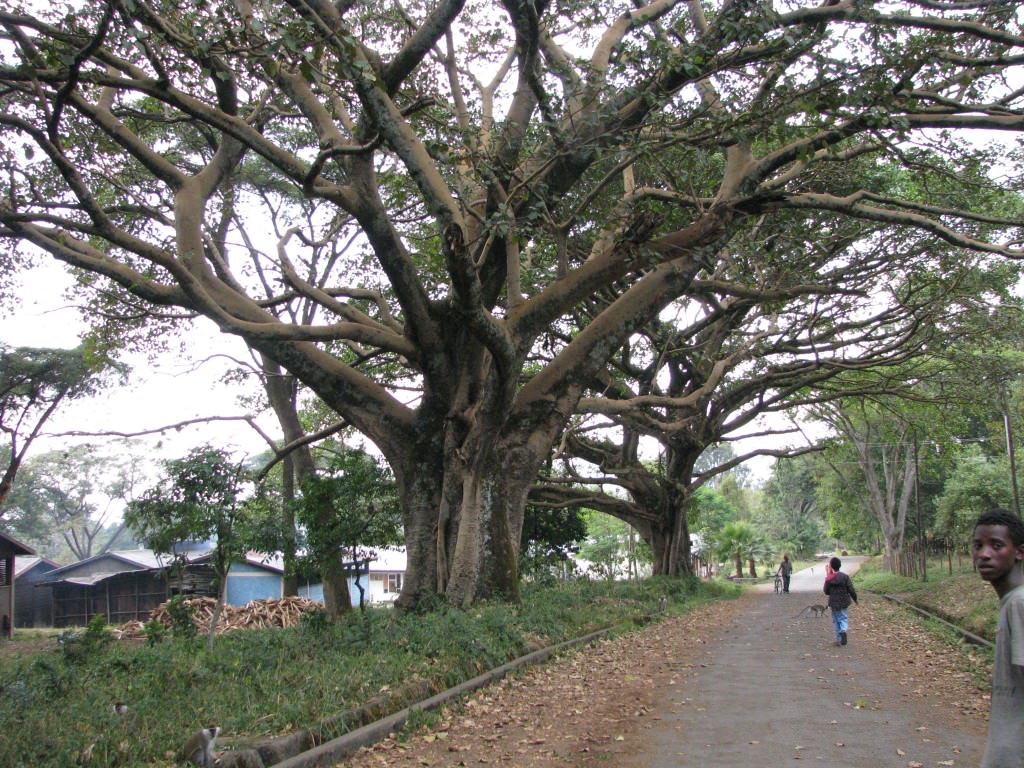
973;508;1024;768
777;554;793;593
823;557;857;646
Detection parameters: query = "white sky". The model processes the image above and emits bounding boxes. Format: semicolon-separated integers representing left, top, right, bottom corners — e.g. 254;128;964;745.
2;263;276;462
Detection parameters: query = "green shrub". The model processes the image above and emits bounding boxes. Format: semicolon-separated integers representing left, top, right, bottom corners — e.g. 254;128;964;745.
143;619;167;646
165;595;197;638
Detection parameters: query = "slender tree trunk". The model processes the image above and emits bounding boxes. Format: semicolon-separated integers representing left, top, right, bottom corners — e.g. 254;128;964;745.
321;553;350;619
0;461;20;508
261;357;345;605
208;573;227;653
847;417;916;573
279;454;298;598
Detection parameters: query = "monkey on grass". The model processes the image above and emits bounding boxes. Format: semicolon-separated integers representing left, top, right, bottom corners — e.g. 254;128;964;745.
181;726;221;767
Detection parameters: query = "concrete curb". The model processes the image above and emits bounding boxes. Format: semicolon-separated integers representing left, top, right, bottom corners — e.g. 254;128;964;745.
216;617;643;768
265;624;617;768
878;592;993;649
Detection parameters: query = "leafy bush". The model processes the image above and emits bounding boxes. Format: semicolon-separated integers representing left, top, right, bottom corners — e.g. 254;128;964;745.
165;594;197;638
143;619;167;646
57;615;113;664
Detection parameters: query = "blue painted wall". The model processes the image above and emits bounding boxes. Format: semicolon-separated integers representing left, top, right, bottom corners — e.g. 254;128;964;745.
298;581;324;602
225;562;282;606
220;561;380;607
348;574;370;606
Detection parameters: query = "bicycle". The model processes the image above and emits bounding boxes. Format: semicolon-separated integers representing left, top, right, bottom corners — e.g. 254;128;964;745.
774;573;783;594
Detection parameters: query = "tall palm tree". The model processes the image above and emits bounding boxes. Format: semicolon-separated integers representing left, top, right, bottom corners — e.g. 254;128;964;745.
748;540;777;579
716;521;757;579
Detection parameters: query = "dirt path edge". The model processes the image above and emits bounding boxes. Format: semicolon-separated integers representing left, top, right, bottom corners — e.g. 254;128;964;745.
219;623;621;768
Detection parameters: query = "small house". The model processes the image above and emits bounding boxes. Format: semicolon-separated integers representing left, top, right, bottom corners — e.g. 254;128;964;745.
0;531;37;638
356;548;406;605
35;547;409;627
205;552;321;606
217;548;407;607
40;549;189;628
230;548;407;607
13;555;61;628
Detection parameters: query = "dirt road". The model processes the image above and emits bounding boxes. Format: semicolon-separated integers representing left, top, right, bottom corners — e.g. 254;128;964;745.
620;558;986;767
336;561;989;768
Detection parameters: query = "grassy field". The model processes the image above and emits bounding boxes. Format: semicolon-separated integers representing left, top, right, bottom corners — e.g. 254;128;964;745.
0;576;738;768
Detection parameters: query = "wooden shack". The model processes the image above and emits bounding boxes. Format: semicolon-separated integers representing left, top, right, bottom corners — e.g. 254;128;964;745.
40;549;212;628
14;556;61;628
0;531;37;638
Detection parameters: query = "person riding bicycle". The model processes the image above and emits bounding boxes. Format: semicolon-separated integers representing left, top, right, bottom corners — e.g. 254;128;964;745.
776;554;793;594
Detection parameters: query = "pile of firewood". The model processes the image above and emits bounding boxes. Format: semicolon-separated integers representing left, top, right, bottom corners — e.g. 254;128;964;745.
115;596;321;639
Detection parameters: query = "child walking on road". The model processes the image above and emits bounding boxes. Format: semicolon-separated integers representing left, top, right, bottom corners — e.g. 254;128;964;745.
824;557;857;646
973;508;1024;768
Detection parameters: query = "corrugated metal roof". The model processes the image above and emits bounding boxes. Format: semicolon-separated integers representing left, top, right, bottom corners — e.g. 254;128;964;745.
14;556;61;578
367;547;406;572
232;548;406;573
0;530;37;556
50;573;121;587
39;548;213;582
36;547;407;588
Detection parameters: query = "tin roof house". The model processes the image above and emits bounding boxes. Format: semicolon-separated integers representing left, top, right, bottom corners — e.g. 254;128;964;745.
39;549;190;628
226;547;407;607
34;546;409;627
13;555;61;629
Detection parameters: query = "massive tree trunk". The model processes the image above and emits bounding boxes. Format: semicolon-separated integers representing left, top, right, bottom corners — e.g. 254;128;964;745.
390;431;525;608
648;448;698;578
648;493;695;578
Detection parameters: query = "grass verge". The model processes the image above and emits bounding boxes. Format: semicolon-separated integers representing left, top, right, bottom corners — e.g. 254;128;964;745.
854;556;1000;642
0;576;738;767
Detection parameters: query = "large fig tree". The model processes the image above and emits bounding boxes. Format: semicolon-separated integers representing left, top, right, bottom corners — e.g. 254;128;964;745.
1;0;1022;608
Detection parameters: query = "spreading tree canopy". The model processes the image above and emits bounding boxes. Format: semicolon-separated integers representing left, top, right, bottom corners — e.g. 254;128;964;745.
1;0;1023;608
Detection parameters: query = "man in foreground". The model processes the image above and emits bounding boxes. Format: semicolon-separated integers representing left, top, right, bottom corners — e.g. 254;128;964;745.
973;508;1024;768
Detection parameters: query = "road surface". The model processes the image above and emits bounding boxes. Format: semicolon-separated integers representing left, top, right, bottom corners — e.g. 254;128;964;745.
335;558;988;768
621;558;986;767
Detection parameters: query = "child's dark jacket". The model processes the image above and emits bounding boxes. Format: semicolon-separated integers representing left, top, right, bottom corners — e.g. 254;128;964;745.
824;571;857;609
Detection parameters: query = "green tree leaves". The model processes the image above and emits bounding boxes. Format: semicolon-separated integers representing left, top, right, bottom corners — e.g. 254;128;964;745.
0;344;123;507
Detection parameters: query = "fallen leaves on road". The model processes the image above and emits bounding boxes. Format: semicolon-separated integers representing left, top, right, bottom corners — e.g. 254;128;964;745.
856;595;991;725
334;598;746;768
332;593;988;768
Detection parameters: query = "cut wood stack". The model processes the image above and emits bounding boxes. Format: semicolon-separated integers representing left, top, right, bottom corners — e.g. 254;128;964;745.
115;596;321;638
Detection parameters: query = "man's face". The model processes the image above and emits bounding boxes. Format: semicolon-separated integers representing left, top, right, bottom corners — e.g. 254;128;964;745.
972;524;1024;583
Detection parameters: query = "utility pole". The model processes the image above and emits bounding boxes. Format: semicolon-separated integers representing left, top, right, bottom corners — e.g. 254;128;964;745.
914;432;925;582
1003;385;1021;517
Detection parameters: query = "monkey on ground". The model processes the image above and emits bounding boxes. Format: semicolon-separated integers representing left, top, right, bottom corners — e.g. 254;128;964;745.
181;726;221;767
792;604;827;619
